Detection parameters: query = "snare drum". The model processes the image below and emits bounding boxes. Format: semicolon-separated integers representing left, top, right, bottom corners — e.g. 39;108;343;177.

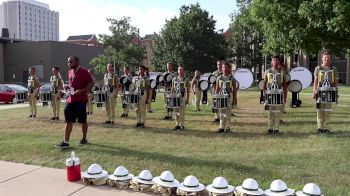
93;90;109;103
317;87;337;103
265;89;284;105
166;93;183;108
212;94;229;109
128;92;140;104
40;91;53;102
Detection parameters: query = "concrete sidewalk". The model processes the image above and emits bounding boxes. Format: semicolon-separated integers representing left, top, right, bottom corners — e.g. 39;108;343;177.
0;161;148;196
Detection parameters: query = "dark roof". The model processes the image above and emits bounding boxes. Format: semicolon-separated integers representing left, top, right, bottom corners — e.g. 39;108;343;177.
143;34;156;40
66;34;94;41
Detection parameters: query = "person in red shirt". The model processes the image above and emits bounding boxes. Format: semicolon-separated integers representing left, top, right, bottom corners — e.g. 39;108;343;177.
55;56;93;148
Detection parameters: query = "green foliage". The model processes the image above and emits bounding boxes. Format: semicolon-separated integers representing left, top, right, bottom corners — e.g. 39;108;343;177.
248;0;350;55
90;17;146;73
230;6;264;71
152;4;228;73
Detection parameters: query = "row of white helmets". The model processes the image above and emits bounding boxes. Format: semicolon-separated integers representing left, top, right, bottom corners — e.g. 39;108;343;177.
82;163;323;196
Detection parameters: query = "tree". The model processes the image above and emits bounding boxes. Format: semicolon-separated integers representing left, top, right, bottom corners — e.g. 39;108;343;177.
152;4;228;73
90;17;146;73
248;0;350;55
229;6;264;74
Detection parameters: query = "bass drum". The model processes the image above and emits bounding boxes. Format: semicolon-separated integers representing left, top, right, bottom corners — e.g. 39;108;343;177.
288;80;303;93
289;67;312;89
233;68;254;90
199;80;209;91
257;79;264;90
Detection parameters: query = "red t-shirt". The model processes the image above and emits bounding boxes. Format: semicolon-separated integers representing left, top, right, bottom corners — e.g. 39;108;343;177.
67;66;92;103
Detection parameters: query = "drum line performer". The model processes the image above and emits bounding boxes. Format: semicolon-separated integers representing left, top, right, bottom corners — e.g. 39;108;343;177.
313;52;338;133
103;63;119;125
191;70;202;112
50;67;64;120
135;65;150;128
263;56;287;134
212;60;223;122
27;67;40;118
87;69;97;115
120;66;133;118
215;62;237;133
171;66;190;131
163;62;177;120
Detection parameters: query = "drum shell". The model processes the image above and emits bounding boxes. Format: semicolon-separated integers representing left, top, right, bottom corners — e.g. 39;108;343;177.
150;80;157;89
166;93;183;108
93;90;109;103
287;80;303;93
39;92;53;101
128;92;141;104
212;94;229;109
265;89;284;105
317;87;337;103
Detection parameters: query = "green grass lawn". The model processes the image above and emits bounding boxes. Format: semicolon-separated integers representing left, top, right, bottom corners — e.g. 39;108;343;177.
0;87;349;195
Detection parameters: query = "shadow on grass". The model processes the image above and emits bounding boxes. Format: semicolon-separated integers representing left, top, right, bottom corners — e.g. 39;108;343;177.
84;142;272;177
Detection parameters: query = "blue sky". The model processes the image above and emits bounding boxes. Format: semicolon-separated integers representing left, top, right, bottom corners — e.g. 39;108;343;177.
2;0;237;40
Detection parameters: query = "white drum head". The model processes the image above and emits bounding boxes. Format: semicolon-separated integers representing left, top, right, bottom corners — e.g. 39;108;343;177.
121;77;129;85
158;75;164;82
150;80;157;89
289;67;312;89
208;75;217;84
257;79;264;90
199;80;209;91
233;68;254;90
288;80;303;92
285;73;291;83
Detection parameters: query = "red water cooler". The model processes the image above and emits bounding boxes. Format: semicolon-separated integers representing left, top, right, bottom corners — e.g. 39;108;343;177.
66;151;81;182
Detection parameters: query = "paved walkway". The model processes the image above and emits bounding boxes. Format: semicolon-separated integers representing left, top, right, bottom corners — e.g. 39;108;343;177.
0;161;148;196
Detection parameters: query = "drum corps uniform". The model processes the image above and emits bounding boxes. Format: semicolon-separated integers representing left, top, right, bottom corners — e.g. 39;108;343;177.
163;71;177;119
212;70;222;121
50;75;63;120
314;65;338;132
191;75;201;111
87;77;97;115
171;76;190;130
263;68;287;133
216;74;237;132
104;73;119;124
136;75;150;127
27;75;40;118
121;74;133;117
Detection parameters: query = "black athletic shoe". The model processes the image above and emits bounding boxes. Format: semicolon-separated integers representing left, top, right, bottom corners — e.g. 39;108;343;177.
273;129;280;134
120;114;125;117
125;114;128;118
180;126;185;130
163;116;170;120
51;117;56;120
172;126;181;131
55;141;69;149
317;128;324;134
213;118;220;123
279;120;285;124
110;121;114;125
55;117;59;121
103;121;111;124
216;128;225;133
140;123;145;128
267;129;274;134
32;115;37;118
323;129;332;134
79;138;88;145
136;123;142;127
225;128;233;133
148;110;153;113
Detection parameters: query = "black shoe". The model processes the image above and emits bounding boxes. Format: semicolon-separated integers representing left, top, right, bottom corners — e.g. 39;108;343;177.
51;117;56;121
55;141;69;148
148;110;153;113
267;129;273;134
55;117;59;121
32;115;36;118
163;116;170;120
27;115;33;118
225;128;233;133
273;129;280;134
216;128;225;133
125;114;128;118
323;129;332;134
280;120;285;124
110;121;114;125
120;114;125;117
103;121;111;124
180;126;185;130
317;128;323;134
172;126;181;131
79;138;88;145
140;123;145;128
195;109;201;112
213;118;220;123
136;123;141;127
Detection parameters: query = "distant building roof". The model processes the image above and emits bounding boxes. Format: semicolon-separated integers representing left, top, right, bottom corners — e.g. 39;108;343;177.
67;34;95;41
143;34;156;40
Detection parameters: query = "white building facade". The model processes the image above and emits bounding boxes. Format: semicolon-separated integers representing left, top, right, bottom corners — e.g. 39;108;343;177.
0;0;59;41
